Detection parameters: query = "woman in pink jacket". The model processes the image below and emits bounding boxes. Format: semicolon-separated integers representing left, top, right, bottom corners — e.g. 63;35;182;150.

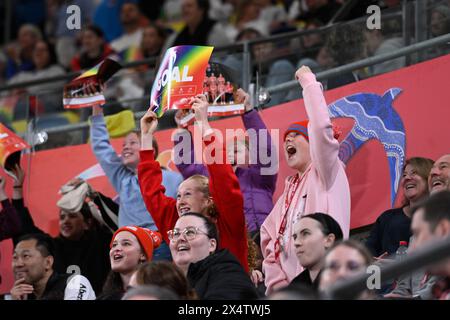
260;66;351;295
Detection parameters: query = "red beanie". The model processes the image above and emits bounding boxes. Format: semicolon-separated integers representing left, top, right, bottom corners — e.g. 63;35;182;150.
284;121;341;140
111;226;162;261
284;121;309;141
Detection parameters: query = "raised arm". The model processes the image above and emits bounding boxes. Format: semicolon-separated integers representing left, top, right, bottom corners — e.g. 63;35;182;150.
90;104;132;193
7;166;44;243
173;111;208;178
0;176;21;241
237;88;278;182
296;67;340;189
191;95;248;271
238;89;273;166
138;110;179;244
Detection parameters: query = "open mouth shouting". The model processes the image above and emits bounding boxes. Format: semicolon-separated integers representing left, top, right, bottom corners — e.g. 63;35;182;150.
286;144;297;159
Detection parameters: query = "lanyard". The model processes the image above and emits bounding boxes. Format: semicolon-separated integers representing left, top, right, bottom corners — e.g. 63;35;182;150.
274;173;301;260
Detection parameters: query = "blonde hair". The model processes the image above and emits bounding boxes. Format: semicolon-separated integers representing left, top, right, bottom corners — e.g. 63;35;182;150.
19;24;43;41
182;175;254;272
182;175;218;220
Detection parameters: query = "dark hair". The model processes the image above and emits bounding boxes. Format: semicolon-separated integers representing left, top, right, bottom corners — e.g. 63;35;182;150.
122;284;179;300
326;239;374;266
134;261;197;299
235;28;262;42
83;24;105;39
412;191;450;231
181;212;219;251
325;23;364;65
300;213;344;241
401;157;434;207
15;233;55;258
196;0;210;14
35;40;58;68
145;23;167;41
101;271;125;298
79;202;94;222
305;19;325;29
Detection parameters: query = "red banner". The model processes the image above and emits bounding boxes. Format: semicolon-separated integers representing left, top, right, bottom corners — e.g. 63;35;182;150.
0;123;30;171
1;54;450;294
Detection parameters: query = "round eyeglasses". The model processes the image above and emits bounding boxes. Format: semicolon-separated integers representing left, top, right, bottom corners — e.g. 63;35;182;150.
167;226;210;241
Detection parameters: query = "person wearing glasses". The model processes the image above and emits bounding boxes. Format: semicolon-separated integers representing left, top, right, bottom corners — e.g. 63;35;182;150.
319;239;375;299
167;212;257;299
137;95;249;272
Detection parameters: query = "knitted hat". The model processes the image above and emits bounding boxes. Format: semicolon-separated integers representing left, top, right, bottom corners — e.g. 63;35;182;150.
111;226;162;261
284;121;341;141
284;121;309;141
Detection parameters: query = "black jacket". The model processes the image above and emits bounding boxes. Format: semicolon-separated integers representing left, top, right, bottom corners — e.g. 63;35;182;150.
365;207;412;257
289;269;321;291
28;272;70;300
172;17;217;46
187;249;258;300
12;199;112;295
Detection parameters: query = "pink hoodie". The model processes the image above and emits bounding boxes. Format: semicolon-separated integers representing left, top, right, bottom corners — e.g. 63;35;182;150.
260;72;351;295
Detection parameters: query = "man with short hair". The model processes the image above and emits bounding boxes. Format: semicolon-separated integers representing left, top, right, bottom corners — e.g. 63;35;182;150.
110;2;146;52
428;154;450;194
410;191;450;299
10;233;95;300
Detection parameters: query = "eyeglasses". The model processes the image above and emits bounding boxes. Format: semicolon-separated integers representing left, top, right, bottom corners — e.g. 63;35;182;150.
167;226;210;242
324;260;364;273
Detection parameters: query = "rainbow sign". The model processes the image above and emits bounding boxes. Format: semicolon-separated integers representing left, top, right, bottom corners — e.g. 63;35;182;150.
150;45;214;118
74;63;101;81
63;58;122;109
120;46;143;63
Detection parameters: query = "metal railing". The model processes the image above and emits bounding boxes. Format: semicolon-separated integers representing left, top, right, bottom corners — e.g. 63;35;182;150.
33;33;450;136
267;33;450;94
0;7;404;93
0;56;159;92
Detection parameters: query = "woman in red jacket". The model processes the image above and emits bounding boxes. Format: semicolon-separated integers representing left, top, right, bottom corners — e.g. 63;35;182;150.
137;94;249;271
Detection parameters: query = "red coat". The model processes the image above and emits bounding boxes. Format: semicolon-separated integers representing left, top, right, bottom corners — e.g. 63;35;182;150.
137;135;249;272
